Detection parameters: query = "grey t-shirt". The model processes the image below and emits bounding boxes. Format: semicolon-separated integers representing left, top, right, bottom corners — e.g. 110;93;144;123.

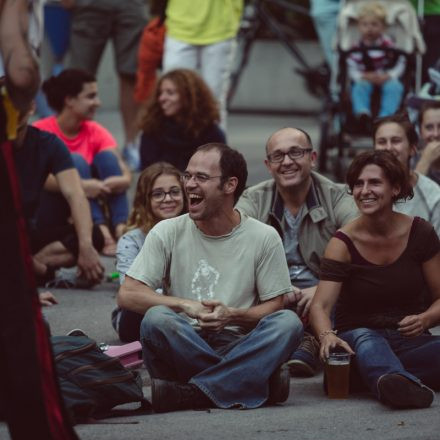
393;172;440;237
284;206;319;289
127;213;292;333
116;228;147;285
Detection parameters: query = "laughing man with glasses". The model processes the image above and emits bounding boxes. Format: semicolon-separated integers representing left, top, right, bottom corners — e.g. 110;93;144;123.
118;142;303;413
236;127;359;378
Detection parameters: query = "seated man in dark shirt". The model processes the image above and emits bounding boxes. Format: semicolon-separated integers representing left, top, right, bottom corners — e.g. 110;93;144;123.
13;105;104;286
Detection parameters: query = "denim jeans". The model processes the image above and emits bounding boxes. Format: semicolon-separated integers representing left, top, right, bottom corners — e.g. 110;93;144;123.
36;151;128;229
310;0;340;69
351;79;404;117
339;327;440;398
140;305;303;409
163;36;236;129
72;151;128;227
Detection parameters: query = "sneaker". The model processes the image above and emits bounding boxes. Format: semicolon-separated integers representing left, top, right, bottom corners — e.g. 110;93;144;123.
45;267;96;289
287;332;320;377
377;374;434;409
122;142;140;172
151;379;212;413
267;362;290;404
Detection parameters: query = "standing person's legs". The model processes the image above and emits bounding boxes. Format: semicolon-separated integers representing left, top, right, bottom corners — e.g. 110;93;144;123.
68;4;110;75
119;74;139;144
162;36;198;71
113;0;148;169
310;0;341;70
379;79;404;117
421;15;440;84
200;38;236;130
92;150;129;229
351;80;373;116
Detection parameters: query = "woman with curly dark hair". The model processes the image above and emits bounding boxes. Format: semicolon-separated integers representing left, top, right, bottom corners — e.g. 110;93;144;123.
139;68;225;171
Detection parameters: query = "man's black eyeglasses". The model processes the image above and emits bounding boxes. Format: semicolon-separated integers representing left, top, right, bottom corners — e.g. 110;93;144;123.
267;148;313;163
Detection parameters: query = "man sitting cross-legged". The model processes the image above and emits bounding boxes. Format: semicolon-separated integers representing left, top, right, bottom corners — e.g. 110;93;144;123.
236;127;358;377
118;143;303;412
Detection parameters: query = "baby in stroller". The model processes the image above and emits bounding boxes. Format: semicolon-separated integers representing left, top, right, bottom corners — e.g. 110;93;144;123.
347;2;405;128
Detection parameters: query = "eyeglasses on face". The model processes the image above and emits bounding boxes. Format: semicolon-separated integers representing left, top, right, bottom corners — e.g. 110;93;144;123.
267;147;313;163
181;172;223;184
150;187;183;202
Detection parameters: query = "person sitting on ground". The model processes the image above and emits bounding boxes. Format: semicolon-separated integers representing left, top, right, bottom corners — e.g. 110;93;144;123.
236;127;358;377
414;101;440;184
138;68;225;171
113;161;185;342
373;113;440;236
118;143;303;413
34;68;131;256
310;150;440;409
347;2;405;129
14;103;104;287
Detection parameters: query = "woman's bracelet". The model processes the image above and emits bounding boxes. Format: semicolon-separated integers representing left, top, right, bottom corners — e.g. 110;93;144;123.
318;329;338;342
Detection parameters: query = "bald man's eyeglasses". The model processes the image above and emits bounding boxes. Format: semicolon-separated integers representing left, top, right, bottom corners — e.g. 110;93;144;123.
267;148;312;163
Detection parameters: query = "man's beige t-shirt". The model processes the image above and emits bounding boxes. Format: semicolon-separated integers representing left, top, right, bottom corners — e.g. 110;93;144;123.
127;213;292;331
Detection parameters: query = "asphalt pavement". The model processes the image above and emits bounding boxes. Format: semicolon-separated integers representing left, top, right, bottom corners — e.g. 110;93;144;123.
1;111;439;440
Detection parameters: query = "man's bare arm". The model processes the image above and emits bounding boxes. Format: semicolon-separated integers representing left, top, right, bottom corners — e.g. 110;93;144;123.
56;168;104;282
0;0;40;111
118;276;212;317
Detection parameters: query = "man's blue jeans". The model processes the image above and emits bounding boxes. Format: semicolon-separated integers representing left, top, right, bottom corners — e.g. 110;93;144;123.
339;328;440;399
140;305;303;409
351;79;404;118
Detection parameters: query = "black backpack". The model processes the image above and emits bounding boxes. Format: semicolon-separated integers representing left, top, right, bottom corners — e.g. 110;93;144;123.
52;335;151;423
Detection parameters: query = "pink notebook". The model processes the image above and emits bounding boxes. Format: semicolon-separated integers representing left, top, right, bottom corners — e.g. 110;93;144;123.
106;341;144;369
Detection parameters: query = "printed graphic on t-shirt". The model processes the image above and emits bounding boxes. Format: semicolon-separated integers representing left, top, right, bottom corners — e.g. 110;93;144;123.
191;259;220;301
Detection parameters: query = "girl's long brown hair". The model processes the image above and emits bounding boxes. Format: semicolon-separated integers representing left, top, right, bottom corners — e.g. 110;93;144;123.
139;68;220;139
126;162;185;233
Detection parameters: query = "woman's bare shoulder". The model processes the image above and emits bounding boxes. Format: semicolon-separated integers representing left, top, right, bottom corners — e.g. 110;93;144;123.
324;234;351;264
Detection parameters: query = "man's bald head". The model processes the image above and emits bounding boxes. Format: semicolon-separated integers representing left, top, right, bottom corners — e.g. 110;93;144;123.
265;127;313;155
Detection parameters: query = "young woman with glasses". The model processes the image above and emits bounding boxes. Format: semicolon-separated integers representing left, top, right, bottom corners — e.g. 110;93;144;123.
113;162;186;342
